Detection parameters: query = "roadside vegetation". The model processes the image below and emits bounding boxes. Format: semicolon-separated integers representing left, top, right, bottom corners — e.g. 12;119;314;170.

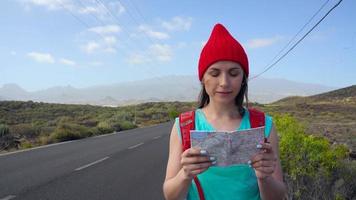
1;85;355;199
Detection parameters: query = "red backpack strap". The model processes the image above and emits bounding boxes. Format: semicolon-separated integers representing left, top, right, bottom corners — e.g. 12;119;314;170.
248;108;265;128
179;111;195;151
193;177;205;200
179;111;205;200
248;108;268;143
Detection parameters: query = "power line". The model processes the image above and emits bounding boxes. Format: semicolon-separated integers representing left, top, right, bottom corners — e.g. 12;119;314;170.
93;0;167;78
249;0;343;81
56;0;133;58
127;0;150;28
75;0;106;27
110;0;156;45
57;0;172;86
258;0;330;78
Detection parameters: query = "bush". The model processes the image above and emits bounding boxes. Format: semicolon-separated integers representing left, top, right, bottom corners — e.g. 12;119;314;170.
117;120;137;131
49;122;92;142
168;108;179;119
274;114;353;199
0;124;9;137
20;139;33;149
97;121;114;134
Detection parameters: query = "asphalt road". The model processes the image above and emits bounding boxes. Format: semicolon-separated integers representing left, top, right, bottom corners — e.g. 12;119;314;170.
0;122;173;200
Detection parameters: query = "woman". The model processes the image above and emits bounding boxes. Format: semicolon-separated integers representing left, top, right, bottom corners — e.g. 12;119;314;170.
163;23;287;200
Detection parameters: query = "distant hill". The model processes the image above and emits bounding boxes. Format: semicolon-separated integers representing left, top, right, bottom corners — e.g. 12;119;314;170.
0;76;335;105
264;85;356;152
273;85;356;105
309;85;356;103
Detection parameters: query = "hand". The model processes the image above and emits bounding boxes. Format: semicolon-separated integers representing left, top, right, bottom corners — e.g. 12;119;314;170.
251;143;277;180
180;148;215;180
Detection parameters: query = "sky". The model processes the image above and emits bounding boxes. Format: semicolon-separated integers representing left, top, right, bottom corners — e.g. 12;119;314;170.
0;0;355;92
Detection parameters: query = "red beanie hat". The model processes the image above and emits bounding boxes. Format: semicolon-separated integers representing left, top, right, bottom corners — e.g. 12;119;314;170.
198;23;249;81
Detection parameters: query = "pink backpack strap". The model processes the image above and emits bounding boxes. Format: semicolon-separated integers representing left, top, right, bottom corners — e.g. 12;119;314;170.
179;111;205;200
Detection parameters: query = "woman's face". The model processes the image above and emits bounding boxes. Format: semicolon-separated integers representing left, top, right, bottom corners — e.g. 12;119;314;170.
202;61;244;105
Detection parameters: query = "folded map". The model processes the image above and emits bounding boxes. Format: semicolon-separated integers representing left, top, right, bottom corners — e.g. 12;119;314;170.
190;127;265;166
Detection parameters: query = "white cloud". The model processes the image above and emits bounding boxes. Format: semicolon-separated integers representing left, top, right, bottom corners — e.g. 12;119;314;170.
10;51;17;56
81;36;118;54
27;52;55;64
88;61;103;66
149;44;173;61
88;25;121;35
127;44;173;64
108;1;125;15
22;0;121;20
60;58;76;66
161;16;192;31
104;36;117;46
104;47;117;53
138;25;169;40
78;6;103;15
246;36;281;49
23;0;72;10
127;53;151;64
82;41;100;54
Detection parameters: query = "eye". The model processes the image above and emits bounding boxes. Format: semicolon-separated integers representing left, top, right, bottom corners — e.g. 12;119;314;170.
229;69;240;76
209;70;220;77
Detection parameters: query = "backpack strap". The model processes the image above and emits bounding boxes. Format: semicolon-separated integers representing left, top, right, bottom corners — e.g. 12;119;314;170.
248;108;268;142
179;111;205;200
248;108;265;128
179;111;195;151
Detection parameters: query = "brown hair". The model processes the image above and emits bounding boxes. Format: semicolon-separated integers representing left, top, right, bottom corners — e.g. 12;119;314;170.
197;74;248;117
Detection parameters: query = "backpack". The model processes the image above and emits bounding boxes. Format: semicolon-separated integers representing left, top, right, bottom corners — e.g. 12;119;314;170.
178;108;266;200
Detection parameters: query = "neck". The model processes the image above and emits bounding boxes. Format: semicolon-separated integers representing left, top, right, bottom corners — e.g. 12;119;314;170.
203;101;241;119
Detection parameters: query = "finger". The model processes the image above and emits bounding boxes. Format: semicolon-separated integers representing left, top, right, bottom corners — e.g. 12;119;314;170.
186;162;213;171
251;160;276;168
250;153;276;165
254;166;275;174
250;152;264;163
190;167;210;176
183;162;212;177
260;143;273;153
181;156;215;165
182;148;208;157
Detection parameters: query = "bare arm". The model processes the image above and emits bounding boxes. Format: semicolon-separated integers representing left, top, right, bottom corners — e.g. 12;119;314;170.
252;124;287;200
163;121;213;200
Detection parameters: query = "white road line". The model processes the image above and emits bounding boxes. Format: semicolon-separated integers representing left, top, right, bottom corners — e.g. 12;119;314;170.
153;136;161;139
75;157;109;171
0;141;74;157
128;143;144;149
0;195;16;200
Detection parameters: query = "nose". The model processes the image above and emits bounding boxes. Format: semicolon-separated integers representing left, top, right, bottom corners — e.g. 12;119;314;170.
219;73;229;88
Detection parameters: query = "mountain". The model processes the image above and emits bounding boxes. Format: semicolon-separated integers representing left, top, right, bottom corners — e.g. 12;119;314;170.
248;77;335;103
0;75;337;105
0;83;30;100
274;85;356;105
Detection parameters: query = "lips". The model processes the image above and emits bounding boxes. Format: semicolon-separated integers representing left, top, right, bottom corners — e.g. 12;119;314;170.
216;91;232;94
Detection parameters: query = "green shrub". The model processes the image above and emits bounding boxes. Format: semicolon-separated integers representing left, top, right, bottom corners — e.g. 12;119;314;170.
273;114;352;199
97;121;114;134
49;123;92;142
168;108;179;119
0;124;9;137
117;120;137;130
20;140;33;149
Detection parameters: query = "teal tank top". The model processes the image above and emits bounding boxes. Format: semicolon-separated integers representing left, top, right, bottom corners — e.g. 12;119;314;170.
175;108;273;200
